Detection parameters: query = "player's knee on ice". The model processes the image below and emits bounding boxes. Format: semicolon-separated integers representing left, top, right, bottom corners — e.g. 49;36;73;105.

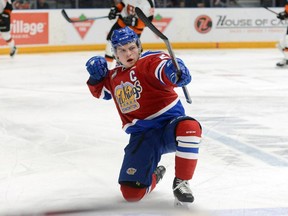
120;182;147;202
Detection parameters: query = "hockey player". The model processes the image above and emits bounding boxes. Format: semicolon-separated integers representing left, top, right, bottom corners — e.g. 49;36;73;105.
0;0;17;57
105;0;155;67
85;27;202;205
276;4;288;67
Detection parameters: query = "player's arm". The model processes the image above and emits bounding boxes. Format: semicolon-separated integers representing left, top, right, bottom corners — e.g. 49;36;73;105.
147;52;191;87
85;56;112;100
108;2;124;20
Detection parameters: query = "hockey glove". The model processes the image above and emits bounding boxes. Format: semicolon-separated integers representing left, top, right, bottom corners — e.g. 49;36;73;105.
164;58;191;87
108;6;118;20
277;11;288;20
122;15;138;27
86;56;108;82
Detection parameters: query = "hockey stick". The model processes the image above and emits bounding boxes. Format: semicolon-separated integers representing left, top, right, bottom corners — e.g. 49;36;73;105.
135;7;192;104
61;9;111;23
263;6;278;15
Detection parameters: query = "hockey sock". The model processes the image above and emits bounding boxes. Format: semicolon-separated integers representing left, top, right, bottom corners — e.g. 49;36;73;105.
120;174;157;202
150;172;157;191
120;184;146;202
175;120;202;180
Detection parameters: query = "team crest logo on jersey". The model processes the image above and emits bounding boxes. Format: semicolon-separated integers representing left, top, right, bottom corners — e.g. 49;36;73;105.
115;81;142;113
126;168;137;175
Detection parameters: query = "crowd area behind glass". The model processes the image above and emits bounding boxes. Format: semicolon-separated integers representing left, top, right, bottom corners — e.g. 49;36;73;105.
11;0;285;11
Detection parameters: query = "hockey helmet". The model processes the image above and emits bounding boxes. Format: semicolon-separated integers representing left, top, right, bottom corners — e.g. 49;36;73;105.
111;27;141;51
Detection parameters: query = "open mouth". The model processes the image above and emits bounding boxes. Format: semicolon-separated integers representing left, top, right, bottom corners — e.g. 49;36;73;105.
127;58;133;63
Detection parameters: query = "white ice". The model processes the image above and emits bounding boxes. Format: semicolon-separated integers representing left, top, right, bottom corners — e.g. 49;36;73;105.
0;49;288;216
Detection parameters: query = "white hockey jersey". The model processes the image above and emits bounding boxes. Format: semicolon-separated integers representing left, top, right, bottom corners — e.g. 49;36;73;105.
119;0;155;18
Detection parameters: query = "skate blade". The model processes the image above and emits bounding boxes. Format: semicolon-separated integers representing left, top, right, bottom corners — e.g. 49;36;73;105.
174;198;191;209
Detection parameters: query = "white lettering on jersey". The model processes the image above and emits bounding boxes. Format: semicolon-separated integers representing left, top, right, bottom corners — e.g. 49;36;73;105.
130;70;137;82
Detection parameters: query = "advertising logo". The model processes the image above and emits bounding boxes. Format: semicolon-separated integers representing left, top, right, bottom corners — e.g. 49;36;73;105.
0;12;49;45
195;15;212;34
152;14;172;35
215;15;287;33
72;14;94;39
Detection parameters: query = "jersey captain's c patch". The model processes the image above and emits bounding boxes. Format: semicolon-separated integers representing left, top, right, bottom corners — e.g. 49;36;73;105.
115;81;142;113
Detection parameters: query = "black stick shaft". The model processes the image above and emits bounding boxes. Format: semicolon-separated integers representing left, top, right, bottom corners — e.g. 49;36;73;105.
135;7;192;104
263;6;278;15
61;9;110;23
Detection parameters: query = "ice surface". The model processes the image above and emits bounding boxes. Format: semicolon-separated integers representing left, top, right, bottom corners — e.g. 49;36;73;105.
0;49;288;216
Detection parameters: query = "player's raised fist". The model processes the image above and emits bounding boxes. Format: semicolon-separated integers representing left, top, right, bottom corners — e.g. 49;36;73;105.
86;56;108;82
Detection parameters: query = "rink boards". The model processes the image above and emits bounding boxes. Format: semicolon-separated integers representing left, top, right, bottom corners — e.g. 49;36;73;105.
0;8;286;54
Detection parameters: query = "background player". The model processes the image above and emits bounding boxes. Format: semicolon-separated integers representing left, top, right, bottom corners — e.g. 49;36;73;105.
276;4;288;67
0;0;17;57
85;27;202;205
105;0;155;68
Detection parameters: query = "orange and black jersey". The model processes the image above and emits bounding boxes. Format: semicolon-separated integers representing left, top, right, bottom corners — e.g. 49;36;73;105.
114;0;155;35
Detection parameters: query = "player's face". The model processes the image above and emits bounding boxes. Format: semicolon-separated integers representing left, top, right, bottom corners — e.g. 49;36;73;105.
115;42;140;68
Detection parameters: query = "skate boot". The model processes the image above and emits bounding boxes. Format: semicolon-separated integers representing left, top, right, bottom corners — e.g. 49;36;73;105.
154;165;166;184
173;177;194;207
276;59;288;67
10;46;17;57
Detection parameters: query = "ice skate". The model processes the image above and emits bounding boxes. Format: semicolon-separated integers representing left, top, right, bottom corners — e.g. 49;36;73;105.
10;46;17;57
154;165;166;184
276;59;288;67
173;177;194;207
